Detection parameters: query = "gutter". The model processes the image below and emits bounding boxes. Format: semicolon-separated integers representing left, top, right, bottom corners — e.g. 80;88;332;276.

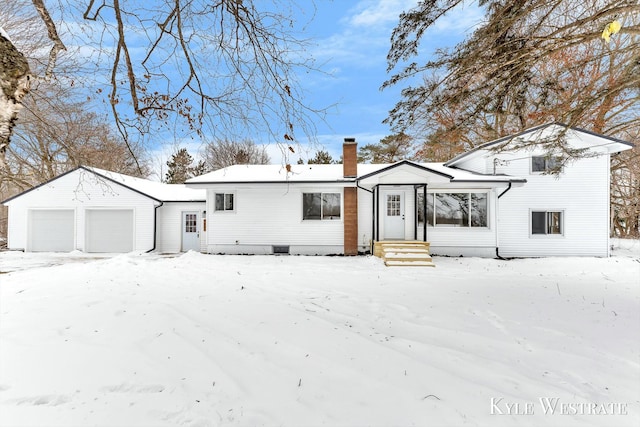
495;183;512;260
146;201;164;253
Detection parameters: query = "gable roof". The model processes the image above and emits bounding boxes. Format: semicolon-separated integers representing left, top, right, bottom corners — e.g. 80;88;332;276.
186;160;525;185
445;122;634;167
2;166;205;204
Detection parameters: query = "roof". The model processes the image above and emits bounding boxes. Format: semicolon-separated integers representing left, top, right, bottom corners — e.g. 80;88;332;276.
186;160;525;185
2;166;206;204
445;122;634;167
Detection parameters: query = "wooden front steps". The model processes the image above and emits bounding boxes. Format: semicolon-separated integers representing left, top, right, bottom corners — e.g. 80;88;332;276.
373;241;435;267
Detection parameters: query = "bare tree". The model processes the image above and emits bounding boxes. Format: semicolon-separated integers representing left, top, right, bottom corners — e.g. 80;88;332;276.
203;138;270;171
0;0;325;175
384;0;639;150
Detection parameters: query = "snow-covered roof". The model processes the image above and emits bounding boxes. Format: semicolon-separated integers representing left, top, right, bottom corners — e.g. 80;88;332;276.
85;167;205;202
2;166;205;205
186;160;524;185
445;122;634;167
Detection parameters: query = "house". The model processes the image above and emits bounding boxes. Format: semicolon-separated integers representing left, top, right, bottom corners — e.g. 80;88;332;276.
2;166;205;253
185;123;632;257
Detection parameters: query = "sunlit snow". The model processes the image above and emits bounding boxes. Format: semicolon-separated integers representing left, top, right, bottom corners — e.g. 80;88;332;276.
0;240;638;426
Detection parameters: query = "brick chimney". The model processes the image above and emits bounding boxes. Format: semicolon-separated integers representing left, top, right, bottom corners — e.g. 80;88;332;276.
343;137;357;178
343;137;358;255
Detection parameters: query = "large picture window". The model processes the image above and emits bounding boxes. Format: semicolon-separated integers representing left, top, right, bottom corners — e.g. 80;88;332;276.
215;193;234;211
531;211;563;235
418;192;487;227
303;193;341;220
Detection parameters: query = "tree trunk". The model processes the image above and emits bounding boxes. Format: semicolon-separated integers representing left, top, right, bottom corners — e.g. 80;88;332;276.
0;32;30;171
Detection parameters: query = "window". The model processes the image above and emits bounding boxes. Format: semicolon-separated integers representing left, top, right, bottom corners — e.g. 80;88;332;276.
387;195;401;217
418;192;487;227
531;211;563;235
531;156;562;173
184;213;197;232
215;193;234;211
303;193;341;220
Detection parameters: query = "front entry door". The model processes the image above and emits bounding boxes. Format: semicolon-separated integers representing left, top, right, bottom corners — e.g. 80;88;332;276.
383;192;405;240
182;211;200;251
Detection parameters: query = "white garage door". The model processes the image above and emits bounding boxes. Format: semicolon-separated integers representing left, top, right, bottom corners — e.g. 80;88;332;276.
29;209;75;252
85;209;134;253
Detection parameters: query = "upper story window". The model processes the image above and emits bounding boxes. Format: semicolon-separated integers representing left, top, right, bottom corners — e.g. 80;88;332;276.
418;192;488;227
215;193;234;211
531;156;562;173
303;193;341;220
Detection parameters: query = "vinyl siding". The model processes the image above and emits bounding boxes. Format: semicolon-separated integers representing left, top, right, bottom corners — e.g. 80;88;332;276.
5;169;157;252
156;202;206;253
205;184;348;254
495;153;610;257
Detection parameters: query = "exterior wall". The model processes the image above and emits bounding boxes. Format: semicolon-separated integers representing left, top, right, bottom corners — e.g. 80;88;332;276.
458;150;611;257
156;202;206;253
357;187;373;253
205;184;348;255
5;169;157;252
420;188;498;257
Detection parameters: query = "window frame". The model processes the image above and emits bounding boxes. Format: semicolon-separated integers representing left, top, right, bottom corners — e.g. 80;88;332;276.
418;191;489;228
302;192;342;221
214;192;235;213
530;210;564;236
531;155;562;174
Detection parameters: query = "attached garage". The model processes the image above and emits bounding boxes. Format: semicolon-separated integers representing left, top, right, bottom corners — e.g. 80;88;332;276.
28;209;75;252
2;166;205;253
85;209;134;253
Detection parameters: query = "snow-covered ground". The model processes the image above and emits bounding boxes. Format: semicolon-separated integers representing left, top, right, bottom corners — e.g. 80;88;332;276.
0;243;638;427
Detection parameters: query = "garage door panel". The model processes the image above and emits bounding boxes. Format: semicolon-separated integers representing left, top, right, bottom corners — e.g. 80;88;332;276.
86;209;134;253
29;210;75;252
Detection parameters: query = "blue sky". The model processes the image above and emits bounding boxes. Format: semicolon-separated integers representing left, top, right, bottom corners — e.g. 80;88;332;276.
137;0;483;175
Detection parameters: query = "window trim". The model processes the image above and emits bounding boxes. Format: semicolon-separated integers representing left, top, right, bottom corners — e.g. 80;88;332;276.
531;155;562;174
214;192;235;213
418;191;489;229
530;209;564;237
302;191;342;221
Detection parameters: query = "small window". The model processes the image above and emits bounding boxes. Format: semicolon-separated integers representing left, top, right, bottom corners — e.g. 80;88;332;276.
215;193;234;211
303;193;341;220
532;156;562;173
531;211;563;235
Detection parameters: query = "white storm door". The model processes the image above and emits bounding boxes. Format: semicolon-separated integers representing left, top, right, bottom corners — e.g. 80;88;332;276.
29;209;75;252
182;211;200;252
383;192;405;240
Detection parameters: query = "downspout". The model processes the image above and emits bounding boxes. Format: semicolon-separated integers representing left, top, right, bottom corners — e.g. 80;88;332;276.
146;201;163;253
495;183;512;260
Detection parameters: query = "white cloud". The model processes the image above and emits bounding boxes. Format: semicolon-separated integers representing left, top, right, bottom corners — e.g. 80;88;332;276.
348;0;420;28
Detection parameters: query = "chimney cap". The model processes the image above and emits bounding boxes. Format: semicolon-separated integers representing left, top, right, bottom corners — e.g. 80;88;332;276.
343;137;356;143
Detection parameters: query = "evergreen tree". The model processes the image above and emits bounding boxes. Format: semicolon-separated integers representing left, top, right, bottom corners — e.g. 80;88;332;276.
357;133;414;163
307;150;335;164
165;148;202;184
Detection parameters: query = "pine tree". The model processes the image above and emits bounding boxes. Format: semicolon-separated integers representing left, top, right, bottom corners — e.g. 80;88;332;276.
165;148;202;184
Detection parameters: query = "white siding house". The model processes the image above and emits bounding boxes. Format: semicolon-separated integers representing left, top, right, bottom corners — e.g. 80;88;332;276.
2;167;205;253
445;124;629;257
187;124;632;258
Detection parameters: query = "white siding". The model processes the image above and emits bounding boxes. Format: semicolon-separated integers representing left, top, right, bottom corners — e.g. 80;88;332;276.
357;187;373;252
156;202;206;253
205;184;349;255
496;153;610;257
5;169;157;252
